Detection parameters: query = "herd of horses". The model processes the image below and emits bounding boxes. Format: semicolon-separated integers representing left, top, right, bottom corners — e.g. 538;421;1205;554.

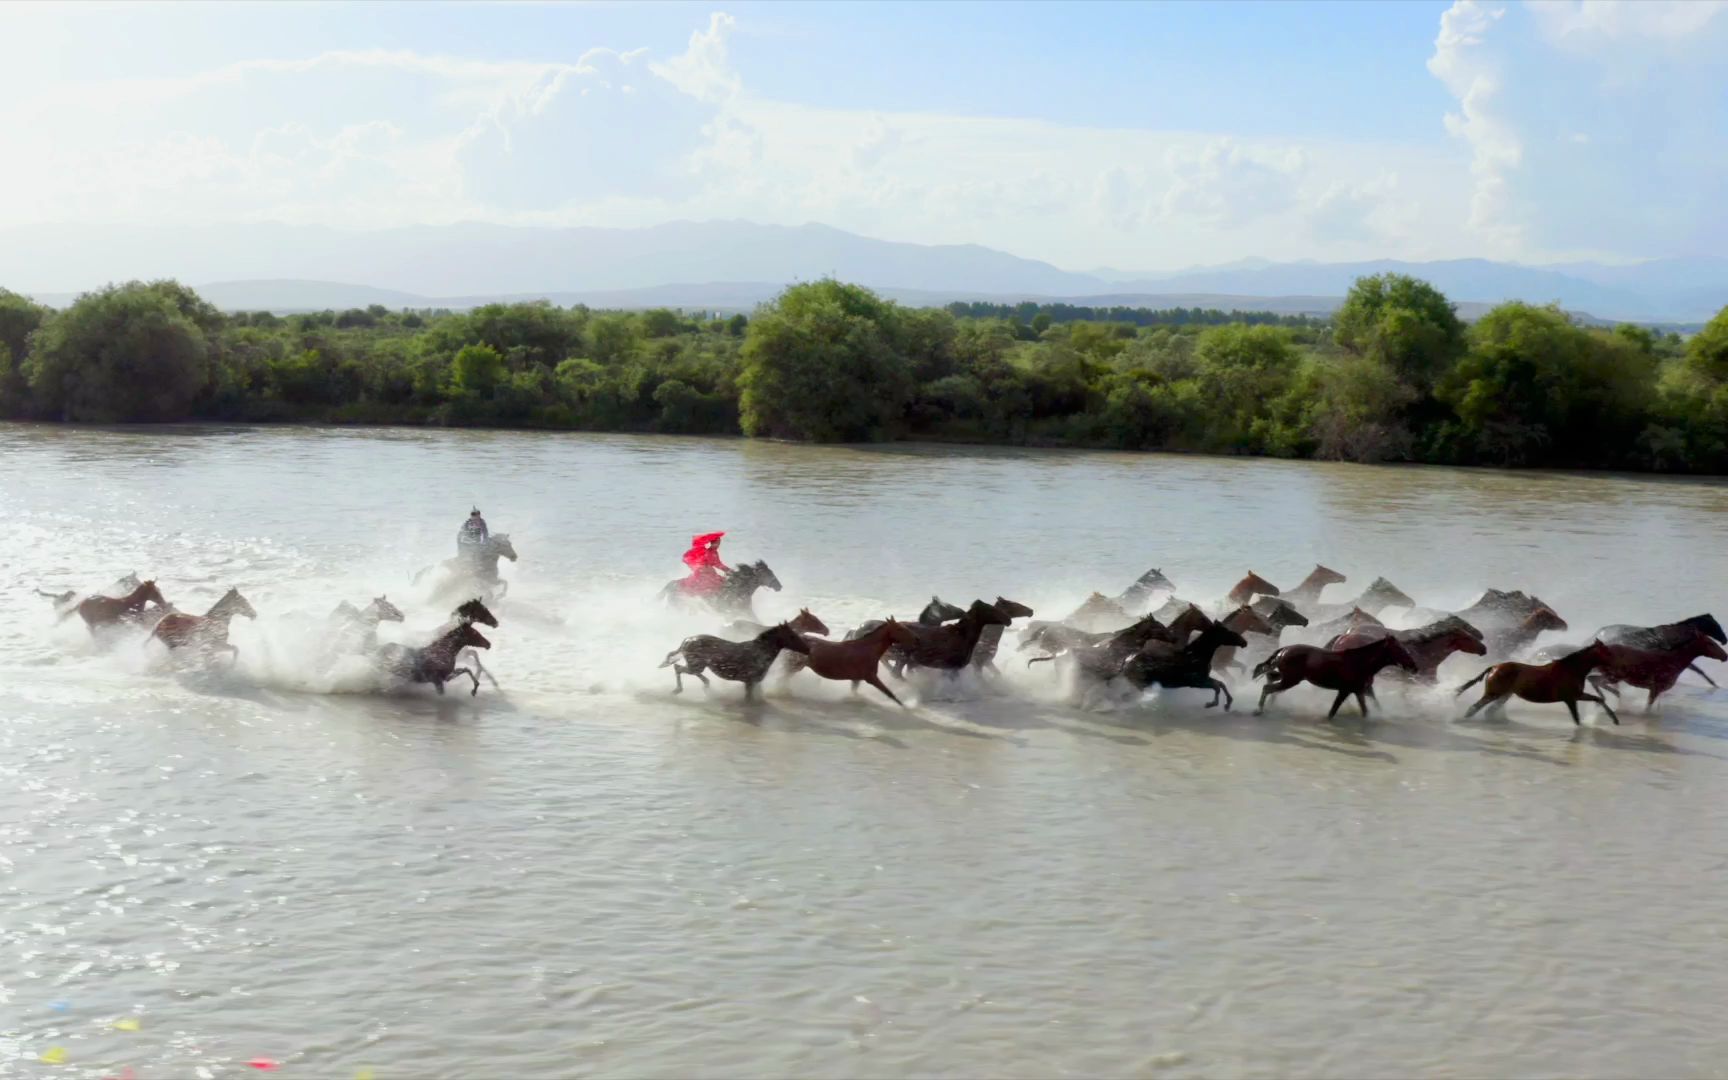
659;560;1726;725
42;574;505;697
39;549;1725;723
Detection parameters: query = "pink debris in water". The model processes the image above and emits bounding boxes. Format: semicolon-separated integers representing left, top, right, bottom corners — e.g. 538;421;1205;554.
247;1060;281;1071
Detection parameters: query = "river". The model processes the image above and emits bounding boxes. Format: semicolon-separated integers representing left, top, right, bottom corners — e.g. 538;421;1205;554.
3;424;1727;1078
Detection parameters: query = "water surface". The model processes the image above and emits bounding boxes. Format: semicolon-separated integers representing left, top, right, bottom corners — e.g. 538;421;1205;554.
3;424;1727;1078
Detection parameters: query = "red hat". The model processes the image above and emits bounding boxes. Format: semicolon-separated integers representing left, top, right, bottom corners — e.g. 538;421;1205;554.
690;531;725;547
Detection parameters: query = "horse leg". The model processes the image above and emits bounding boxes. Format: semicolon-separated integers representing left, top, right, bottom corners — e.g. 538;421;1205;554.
1209;678;1234;711
1462;691;1504;718
1355;690;1370;717
670;665;688;694
1326;689;1352;719
449;667;478;696
865;675;905;707
1646;686;1661;713
744;680;758;702
1578;692;1619;725
1686;662;1718;688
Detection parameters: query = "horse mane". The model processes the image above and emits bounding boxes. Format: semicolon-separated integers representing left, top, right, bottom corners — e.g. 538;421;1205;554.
1555;642;1604;667
1403;617;1479;646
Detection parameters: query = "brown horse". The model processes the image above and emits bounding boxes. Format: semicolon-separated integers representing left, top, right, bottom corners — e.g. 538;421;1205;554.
1588;631;1728;711
1225;571;1280;607
661;622;812;700
76;580;167;632
1208;605;1276;674
1326;616;1486;684
1253;636;1419;718
896;600;1012;678
1283;564;1346;608
1456;640;1618;725
1484;606;1567;658
967;596;1036;676
793;618;921;705
376;622;493;696
150;588;258;663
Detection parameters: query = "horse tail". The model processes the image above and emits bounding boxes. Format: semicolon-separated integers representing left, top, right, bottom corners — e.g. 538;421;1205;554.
1252;648;1286;681
1454;666;1495;697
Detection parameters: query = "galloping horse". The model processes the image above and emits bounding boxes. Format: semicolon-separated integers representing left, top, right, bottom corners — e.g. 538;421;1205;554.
1029;610;1172;679
895;600;1011;678
1484;606;1567;658
967;596;1036;676
1586;631;1728;711
792;618;921;705
376;623;493;696
1116;567;1177;611
1308;577;1416;622
331;595;405;651
1225;571;1280;607
1116;623;1249;709
726;608;830;640
1456;641;1618;725
42;572;143;618
1206;605;1277;674
1253;637;1419;718
660;559;783;620
1594;613;1725;688
76;581;167;633
1326;616;1486;684
151;588;258;663
1283;565;1346;609
426;534;518;603
661;622;811;700
846;597;965;642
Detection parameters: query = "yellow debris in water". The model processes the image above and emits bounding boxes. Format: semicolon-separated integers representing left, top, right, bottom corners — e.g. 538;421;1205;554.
40;1046;68;1064
355;1070;376;1080
113;1017;142;1032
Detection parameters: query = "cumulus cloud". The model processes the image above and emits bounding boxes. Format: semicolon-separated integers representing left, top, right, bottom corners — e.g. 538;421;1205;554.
1427;1;1521;249
1159;140;1307;225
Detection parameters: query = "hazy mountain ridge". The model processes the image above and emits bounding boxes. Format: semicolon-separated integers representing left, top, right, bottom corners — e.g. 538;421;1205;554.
6;220;1723;322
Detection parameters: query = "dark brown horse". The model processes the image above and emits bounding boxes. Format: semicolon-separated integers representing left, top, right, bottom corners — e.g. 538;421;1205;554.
376;622;493;696
1594;613;1725;688
793;618;921;705
661;622;812;700
1283;564;1346;608
1225;571;1280;607
659;560;784;619
895;600;1011;678
76;580;167;632
151;588;258;663
1456;640;1618;725
1208;605;1276;674
1116;623;1250;709
1587;631;1728;711
1029;610;1172;679
1326;616;1486;684
1253;636;1418;718
968;596;1036;675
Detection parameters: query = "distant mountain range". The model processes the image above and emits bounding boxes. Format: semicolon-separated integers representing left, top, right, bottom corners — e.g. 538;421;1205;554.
6;220;1724;324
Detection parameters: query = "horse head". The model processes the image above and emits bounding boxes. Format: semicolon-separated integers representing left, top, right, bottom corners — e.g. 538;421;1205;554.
138;580;165;607
1434;614;1485;641
455;597;499;627
1122;567;1175;599
1378;637;1419;673
1168;604;1213;640
455;624;492;650
1524;606;1568;634
1236;571;1280;598
745;560;782;592
1365;577;1415;609
1223;604;1275;636
489;534;518;561
1258;598;1309;629
993;596;1035;620
883;617;920;650
790;608;830;637
1196;623;1249;651
215;588;258;620
1697;634;1728;663
1684;613;1726;644
370;595;406;623
969;600;1012;628
921;596;966;624
1309;564;1347;588
762;621;811;655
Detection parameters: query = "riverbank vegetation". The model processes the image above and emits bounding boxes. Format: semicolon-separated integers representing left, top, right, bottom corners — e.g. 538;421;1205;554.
3;276;1726;473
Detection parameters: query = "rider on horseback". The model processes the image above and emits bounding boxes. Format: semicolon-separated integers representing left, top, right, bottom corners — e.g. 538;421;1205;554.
681;531;731;596
458;509;489;564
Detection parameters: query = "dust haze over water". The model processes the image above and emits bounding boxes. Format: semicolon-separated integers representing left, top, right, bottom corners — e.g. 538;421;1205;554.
4;423;1728;1077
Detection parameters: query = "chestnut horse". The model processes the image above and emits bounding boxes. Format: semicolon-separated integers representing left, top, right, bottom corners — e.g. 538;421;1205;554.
793;618;921;705
1484;606;1567;658
151;588;258;663
1455;640;1618;725
76;580;167;632
1225;571;1280;607
1253;636;1418;718
1595;613;1725;688
1587;631;1728;711
1326;616;1486;684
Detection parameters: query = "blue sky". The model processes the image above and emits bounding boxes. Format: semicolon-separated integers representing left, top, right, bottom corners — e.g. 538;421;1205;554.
1;1;1723;270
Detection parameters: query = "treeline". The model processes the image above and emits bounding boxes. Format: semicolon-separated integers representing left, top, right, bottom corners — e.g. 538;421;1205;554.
943;300;1321;330
2;275;1727;473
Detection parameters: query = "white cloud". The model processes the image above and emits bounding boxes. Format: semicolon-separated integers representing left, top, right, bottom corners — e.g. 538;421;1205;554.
1159;140;1307;226
1427;1;1522;251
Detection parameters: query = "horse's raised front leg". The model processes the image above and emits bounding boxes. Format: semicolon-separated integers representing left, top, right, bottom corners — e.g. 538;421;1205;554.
865;675;905;708
447;667;479;696
1686;662;1718;688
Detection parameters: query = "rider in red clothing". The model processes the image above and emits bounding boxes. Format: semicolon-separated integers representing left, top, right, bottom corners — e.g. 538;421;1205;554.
681;531;731;596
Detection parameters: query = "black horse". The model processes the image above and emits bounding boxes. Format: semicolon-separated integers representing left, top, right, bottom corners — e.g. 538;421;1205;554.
1115;624;1250;710
375;623;493;696
659;559;784;620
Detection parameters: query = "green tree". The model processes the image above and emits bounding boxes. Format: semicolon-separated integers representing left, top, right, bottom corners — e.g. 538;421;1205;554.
24;282;212;421
738;280;914;442
1334;273;1466;394
449;343;505;399
0;288;48;411
1192;324;1299;451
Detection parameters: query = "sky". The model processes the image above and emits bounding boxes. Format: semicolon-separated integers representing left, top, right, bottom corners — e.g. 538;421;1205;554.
0;0;1723;271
